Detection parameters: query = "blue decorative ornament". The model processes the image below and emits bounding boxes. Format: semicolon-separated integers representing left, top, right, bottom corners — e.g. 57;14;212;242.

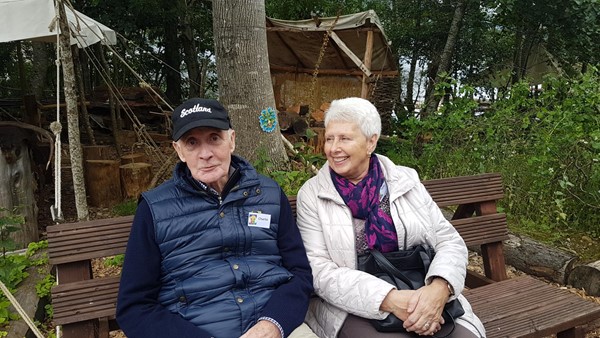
259;107;278;133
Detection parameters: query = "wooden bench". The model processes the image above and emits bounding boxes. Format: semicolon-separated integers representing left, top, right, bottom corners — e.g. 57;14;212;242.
47;173;600;338
48;216;133;338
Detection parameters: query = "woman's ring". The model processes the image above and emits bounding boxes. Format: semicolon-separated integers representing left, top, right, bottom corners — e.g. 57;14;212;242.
424;322;430;329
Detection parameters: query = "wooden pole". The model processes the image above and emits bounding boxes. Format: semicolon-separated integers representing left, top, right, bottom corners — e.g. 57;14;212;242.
361;30;374;99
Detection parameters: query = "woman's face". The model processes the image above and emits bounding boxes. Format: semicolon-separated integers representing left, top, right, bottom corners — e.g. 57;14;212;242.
324;120;377;184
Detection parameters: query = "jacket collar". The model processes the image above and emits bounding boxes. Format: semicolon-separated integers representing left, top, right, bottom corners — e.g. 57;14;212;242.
315;154;417;203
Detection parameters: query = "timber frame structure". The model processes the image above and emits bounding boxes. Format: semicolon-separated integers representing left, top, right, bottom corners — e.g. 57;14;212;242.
266;10;399;118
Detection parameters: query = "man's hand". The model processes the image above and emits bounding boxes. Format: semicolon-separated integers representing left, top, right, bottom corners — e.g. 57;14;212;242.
240;320;282;338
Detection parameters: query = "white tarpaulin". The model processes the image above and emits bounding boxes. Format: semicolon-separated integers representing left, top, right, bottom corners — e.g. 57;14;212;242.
0;0;117;47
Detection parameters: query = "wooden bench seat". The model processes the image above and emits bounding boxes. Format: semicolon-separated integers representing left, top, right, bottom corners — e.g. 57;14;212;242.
52;277;120;326
464;276;600;338
47;172;600;338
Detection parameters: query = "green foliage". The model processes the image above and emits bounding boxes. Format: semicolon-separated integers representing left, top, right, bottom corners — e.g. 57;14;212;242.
112;199;138;216
0;209;24;255
105;254;125;267
386;70;600;250
265;0;375;19
254;143;321;196
35;274;55;298
268;170;314;197
0;212;52;334
0;237;53;335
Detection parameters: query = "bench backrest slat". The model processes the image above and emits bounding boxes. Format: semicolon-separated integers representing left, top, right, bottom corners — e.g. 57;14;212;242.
452;213;509;246
423;173;503;207
47;173;506;265
48;216;134;265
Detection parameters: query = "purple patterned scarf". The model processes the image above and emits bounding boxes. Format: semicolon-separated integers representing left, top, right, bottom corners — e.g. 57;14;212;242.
331;156;399;253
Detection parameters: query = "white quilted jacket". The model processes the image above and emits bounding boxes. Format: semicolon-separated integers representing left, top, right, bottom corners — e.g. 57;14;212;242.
296;154;486;338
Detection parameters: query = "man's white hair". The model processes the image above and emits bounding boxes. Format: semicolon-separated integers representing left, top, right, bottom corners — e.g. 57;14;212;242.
324;97;381;139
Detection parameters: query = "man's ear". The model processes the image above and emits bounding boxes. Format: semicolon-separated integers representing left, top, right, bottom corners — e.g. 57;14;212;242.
172;141;186;162
229;130;236;153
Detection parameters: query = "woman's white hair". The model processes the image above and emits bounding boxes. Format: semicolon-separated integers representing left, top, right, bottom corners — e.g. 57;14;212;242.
324;97;381;139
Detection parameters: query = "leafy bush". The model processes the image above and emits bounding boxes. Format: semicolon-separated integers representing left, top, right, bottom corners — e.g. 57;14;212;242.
384;69;600;244
254;144;322;196
0;210;53;335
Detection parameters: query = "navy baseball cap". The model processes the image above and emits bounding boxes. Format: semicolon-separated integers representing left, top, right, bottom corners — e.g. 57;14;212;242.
171;98;233;141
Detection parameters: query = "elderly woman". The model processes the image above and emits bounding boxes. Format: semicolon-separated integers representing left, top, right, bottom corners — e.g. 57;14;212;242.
296;97;485;338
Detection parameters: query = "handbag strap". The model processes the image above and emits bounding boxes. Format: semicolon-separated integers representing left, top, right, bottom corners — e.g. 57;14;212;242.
370;249;417;289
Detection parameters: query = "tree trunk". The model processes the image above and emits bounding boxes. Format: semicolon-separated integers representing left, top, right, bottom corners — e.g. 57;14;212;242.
180;0;201;97
96;43;122;157
84;160;122;207
17;42;28;95
0;127;39;248
503;234;578;284
120;162;152;199
423;0;467;115
164;0;182;105
57;0;88;220
73;47;96;146
31;42;49;100
568;260;600;296
83;145;115;161
404;49;419;114
213;0;289;168
510;22;525;85
121;152;148;165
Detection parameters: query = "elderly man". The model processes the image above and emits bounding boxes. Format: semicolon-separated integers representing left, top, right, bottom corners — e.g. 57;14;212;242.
116;98;315;338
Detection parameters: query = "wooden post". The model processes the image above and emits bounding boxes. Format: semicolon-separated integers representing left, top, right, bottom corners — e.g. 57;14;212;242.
84;160;122;207
361;30;374;99
120;162;152;199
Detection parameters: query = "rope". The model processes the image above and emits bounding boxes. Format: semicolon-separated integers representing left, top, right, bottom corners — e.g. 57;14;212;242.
307;11;342;108
80;46;168;164
0;281;45;338
60;4;170;166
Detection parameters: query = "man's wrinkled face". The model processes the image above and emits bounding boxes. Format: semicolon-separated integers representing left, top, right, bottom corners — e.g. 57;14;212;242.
173;127;235;193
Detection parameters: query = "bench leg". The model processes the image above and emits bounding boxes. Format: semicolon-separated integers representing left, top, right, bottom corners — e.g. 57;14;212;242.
557;326;586;338
98;317;110;337
61;320;98;338
481;242;508;282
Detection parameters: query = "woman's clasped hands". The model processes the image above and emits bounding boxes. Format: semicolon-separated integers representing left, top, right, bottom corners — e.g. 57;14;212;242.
380;279;450;336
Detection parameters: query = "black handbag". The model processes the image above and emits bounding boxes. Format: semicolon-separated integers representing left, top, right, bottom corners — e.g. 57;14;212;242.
357;245;465;337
